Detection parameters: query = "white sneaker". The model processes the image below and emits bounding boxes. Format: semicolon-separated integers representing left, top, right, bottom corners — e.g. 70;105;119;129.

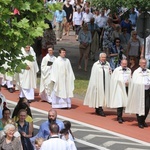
59;38;62;41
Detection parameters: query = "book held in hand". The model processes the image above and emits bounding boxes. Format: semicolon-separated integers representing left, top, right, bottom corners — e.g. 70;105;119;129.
47;61;53;66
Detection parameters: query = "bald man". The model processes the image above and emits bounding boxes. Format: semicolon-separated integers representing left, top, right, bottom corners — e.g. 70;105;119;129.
30;109;64;143
108;59;131;123
84;53;111;116
126;58;150;128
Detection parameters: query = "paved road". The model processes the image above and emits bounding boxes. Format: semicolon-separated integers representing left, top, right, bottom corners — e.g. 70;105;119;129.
8;100;150;150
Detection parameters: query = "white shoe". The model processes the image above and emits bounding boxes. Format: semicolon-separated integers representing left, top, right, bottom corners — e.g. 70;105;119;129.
76;35;78;41
57;38;60;41
59;38;62;41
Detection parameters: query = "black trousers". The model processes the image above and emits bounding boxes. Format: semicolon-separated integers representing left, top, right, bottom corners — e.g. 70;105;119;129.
75;25;81;35
117;87;128;118
137;89;150;124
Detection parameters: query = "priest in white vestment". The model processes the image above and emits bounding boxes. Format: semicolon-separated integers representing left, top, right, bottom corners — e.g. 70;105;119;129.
84;53;111;116
0;74;4;86
145;35;150;68
50;48;75;108
0;50;14;93
0;87;7;119
40;47;56;103
108;59;131;123
125;58;150;128
2;63;14;93
18;45;39;102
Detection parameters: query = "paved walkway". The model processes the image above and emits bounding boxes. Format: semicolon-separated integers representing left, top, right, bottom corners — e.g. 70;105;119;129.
2;31;150;144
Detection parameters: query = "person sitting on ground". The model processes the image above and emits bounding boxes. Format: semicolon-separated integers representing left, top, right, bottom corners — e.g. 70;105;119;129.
60;129;77;150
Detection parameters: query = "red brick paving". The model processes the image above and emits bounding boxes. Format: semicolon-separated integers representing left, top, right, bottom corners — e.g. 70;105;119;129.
2;87;150;143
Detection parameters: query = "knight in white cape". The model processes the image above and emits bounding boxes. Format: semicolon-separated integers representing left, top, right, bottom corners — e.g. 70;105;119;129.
125;58;150;128
108;59;131;123
40;47;56;103
50;48;75;108
17;45;39;101
84;53;111;116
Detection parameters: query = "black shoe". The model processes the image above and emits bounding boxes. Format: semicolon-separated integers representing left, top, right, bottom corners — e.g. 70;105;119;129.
118;118;123;124
138;124;144;128
143;122;148;127
95;108;106;117
8;88;14;93
1;84;7;88
97;111;106;117
117;117;124;124
99;111;106;117
28;100;32;103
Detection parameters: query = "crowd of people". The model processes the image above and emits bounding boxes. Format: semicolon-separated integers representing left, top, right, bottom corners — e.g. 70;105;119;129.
0;105;77;150
41;0;150;72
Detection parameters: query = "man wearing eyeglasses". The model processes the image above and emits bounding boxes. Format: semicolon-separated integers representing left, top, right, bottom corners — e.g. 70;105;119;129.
84;53;111;117
126;58;150;128
108;59;131;123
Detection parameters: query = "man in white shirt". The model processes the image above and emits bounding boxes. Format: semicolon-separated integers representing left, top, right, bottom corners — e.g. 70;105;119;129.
126;58;150;128
40;123;69;150
40;47;56;103
95;10;108;29
94;10;108;50
109;59;131;123
73;6;83;40
82;8;93;24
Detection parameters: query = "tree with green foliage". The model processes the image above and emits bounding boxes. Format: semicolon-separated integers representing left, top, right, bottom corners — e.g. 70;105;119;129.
0;0;62;75
90;0;150;12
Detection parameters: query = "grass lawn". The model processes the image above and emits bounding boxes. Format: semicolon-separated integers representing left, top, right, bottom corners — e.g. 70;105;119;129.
37;75;89;99
74;78;89;97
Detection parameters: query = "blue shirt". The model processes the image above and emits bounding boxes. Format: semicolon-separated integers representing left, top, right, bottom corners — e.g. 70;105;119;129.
30;119;64;142
55;10;66;23
129;12;137;26
0;109;2;119
78;30;92;44
87;23;99;33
